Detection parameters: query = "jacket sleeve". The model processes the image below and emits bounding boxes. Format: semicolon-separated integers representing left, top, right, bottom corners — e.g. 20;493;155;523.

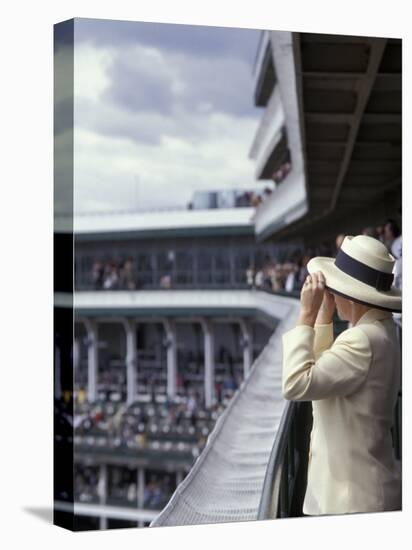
313;323;334;360
282;325;372;401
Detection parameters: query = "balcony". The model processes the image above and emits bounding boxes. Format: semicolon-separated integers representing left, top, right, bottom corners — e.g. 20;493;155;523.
253;31;276;107
250;31;308;240
249;86;287;181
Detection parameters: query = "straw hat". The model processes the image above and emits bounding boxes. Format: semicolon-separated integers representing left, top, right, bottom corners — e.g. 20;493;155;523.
307;235;402;312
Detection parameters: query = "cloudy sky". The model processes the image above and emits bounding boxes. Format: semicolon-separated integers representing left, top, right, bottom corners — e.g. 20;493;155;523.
66;18;262;213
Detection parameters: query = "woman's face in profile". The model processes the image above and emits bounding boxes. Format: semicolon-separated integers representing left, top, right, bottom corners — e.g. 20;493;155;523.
333;293;352;321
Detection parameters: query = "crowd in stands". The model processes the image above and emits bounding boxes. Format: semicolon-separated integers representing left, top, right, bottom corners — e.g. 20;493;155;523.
70;372;238;511
91;259;137;290
74;391;224;461
74;465;100;503
335;218;402;289
234;186;274;208
247;218;402;293
70;383;233;510
246;242;332;294
83;216;401;294
76;347;243;409
74;464;174;510
234;162;292;209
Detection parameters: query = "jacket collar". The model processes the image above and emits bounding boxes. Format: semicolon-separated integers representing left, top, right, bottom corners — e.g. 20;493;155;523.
355;307;393;327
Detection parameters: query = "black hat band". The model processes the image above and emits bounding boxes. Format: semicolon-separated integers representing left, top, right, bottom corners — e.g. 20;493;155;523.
334;249;394;292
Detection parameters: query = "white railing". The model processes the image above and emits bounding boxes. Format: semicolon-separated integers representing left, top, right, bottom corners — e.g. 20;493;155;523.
252;30;270;79
249;86;285;179
251;168;308;239
149;295;300;527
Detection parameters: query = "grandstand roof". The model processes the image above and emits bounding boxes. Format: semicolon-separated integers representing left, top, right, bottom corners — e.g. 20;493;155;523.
70;207;255;240
252;32;401;242
285;34;401;240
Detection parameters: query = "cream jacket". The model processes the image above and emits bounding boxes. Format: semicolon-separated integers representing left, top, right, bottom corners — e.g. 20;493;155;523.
282;308;401;515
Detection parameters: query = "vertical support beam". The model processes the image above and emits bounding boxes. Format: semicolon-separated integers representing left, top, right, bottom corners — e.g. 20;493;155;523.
239;319;253;379
200;318;215;408
98;464;108;530
73;337;80;372
229;247;236;285
54;342;62;400
163;319;178;400
152;251;158;288
122;318;138;406
83;318;98;403
193;248;198;286
156;323;162;364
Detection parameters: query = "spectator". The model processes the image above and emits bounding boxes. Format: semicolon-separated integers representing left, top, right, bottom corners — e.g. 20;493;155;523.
383;219;401;256
362;226;379;239
144;479;156;508
223;373;238;392
272;168;284;184
297;254;311;288
215;380;223;403
150;482;165;508
103;263;119;289
263;186;273;198
246;265;255;287
284;263;298;292
119;259;136;290
160;274;172;289
254;268;264;288
271;265;284;292
262;265;273;290
127;483;137;502
383;219;402;290
250;193;262;207
187;391;198;426
91;261;104;289
272;161;291;184
376;225;385;243
335;233;345;252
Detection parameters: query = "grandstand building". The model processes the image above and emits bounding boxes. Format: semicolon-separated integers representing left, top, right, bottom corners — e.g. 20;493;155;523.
54;27;401;531
55;207;303;530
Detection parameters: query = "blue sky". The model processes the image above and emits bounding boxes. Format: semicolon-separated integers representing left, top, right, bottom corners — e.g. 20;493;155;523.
61;18;263;212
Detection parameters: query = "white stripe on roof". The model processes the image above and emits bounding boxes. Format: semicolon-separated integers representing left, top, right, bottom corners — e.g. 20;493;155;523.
72;207;255;234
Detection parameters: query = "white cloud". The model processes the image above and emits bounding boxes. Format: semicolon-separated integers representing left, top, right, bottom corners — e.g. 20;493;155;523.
74;43;112;103
72;28;262;213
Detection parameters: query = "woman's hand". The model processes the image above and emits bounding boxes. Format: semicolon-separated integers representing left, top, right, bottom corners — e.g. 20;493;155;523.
316;287;336;325
297;271;328;327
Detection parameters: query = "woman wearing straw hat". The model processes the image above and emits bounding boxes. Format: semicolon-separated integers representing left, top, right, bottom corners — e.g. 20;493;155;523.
282;235;401;515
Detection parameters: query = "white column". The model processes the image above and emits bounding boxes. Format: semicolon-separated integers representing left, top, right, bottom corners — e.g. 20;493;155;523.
200;319;215;408
73;338;80;372
163;319;177;400
239;319;253;378
83;319;98;403
98;464;108;530
123;319;137;405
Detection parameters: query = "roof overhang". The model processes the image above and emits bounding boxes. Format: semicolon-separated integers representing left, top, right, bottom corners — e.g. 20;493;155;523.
271;33;401;242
